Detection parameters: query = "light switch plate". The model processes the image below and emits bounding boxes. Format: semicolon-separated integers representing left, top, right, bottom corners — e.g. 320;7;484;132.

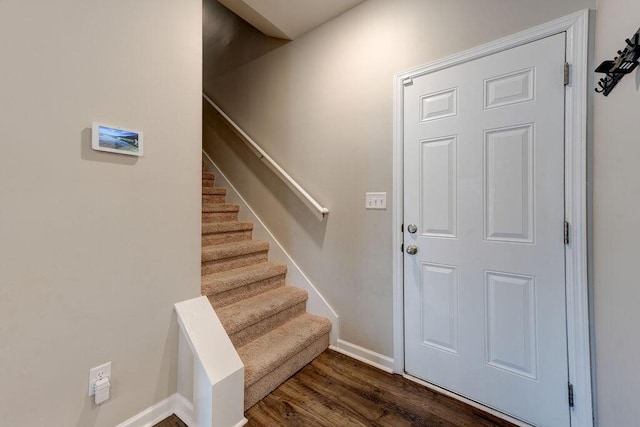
365;192;387;210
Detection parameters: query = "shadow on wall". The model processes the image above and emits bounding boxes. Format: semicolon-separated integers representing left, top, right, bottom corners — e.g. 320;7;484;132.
203;0;287;91
202;102;328;249
81;128;138;166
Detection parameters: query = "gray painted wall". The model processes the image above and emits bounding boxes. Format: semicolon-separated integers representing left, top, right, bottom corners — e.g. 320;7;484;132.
0;0;201;425
593;0;640;425
204;0;595;358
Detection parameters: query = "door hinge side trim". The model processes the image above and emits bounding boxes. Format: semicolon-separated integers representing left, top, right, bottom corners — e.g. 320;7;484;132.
564;221;570;245
564;63;571;86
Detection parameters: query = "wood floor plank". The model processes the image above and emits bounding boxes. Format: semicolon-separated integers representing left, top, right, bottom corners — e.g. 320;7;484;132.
295;370;386;423
257;386;338;427
246;350;517;427
298;363;455;426
284;374;373;426
250;392;327;427
312;352;497;427
308;357;451;425
339;351;511;427
152;414;187;427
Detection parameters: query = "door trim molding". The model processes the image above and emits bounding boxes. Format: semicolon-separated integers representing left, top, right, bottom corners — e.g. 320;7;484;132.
392;10;592;426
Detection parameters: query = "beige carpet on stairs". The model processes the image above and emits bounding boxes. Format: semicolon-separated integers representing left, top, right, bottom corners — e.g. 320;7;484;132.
200;170;332;411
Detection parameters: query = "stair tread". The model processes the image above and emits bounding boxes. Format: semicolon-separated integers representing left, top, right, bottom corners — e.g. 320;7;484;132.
202;203;239;213
217;286;308;335
202;240;269;262
238;313;332;387
202;261;286;294
202;221;253;235
199;176;332;403
202;187;226;195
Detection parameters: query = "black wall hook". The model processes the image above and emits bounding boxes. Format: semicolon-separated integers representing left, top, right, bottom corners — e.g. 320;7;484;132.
595;27;640;96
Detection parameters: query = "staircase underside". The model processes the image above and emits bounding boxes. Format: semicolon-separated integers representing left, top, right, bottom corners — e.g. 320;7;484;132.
201;171;331;410
217;0;365;40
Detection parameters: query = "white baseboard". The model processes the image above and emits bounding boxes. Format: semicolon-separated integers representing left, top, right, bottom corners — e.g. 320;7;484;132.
203;150;339;346
172;394;195;427
330;339;394;373
116;393;194;427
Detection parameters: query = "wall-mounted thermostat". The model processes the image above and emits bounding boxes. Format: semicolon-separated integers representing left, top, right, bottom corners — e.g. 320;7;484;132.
92;122;143;157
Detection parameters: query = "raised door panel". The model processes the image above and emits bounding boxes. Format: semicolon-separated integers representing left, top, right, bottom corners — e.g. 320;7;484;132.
420;88;458;122
484;68;535;109
421;263;459;354
484;125;534;243
421;136;457;237
485;271;538;380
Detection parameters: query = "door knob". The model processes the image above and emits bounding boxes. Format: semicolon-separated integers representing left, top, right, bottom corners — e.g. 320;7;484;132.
406;245;418;255
407;224;418;234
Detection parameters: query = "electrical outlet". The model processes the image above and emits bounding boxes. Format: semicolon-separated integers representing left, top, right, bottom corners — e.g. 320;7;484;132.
88;362;111;396
365;192;387;210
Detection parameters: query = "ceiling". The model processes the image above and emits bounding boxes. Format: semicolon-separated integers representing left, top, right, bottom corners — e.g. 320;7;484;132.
217;0;365;40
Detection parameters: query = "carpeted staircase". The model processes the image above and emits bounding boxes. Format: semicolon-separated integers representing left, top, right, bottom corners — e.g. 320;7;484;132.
200;171;332;410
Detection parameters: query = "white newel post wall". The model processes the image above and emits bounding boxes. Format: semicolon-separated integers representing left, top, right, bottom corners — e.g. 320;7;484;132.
175;297;247;427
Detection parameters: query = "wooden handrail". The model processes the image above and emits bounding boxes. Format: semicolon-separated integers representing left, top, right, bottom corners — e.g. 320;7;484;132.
203;94;329;222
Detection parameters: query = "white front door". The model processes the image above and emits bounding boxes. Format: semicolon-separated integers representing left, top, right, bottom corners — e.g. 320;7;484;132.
403;33;569;426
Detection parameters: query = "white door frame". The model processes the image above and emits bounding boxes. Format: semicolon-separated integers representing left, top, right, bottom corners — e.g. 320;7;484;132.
392;10;592;427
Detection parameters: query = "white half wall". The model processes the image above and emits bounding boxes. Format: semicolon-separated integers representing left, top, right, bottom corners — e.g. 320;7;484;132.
0;1;202;426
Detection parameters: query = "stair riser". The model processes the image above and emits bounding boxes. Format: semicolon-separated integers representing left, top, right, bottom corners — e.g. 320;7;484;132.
244;333;330;410
229;303;306;348
202;179;216;187
202;230;252;247
206;274;286;309
202;251;268;275
202;195;226;203
202;187;226;195
202;212;239;223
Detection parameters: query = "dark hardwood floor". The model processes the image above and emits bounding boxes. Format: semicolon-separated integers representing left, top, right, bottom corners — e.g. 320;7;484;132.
246;350;515;426
154;414;187;427
155;349;516;427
